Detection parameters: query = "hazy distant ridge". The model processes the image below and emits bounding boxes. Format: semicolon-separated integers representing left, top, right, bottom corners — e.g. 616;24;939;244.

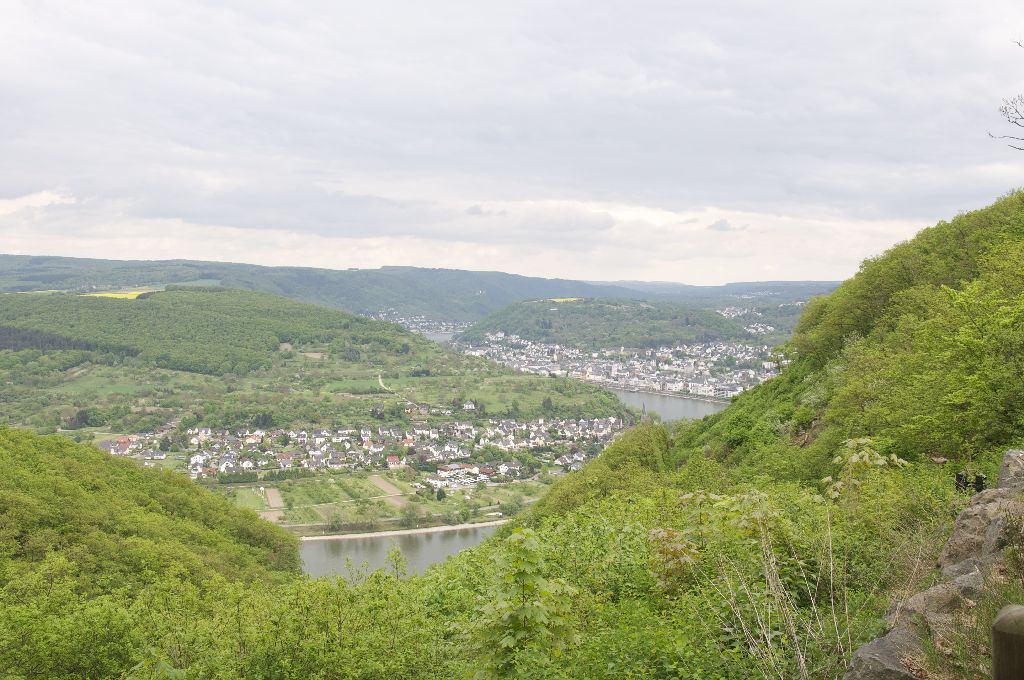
0;254;838;321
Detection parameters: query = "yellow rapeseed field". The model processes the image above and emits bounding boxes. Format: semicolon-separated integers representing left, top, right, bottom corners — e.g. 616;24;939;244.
81;291;148;299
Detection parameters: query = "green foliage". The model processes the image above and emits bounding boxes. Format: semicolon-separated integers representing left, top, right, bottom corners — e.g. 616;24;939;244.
468;529;578;678
0;288;408;375
0;428;300;592
460;297;759;349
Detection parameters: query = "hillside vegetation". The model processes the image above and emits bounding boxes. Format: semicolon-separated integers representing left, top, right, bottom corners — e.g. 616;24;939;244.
0;288;626;433
459;297;781;349
4;193;1024;678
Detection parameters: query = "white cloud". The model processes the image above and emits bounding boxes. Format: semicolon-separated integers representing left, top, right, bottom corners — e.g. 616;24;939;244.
2;0;1024;283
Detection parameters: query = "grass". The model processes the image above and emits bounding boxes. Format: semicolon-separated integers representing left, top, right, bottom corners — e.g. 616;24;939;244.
231;487;269;511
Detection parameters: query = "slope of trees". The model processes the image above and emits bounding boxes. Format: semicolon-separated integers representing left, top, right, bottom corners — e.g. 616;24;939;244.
459;298;757;349
0;287;428;375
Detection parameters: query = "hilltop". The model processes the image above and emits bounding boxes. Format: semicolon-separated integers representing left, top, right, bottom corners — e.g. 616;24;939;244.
0;254;838;321
457;296;801;349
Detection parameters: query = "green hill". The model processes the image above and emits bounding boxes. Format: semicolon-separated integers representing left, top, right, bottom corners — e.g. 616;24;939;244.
0;255;839;322
458;297;775;349
4;193;1024;678
0;287;626;434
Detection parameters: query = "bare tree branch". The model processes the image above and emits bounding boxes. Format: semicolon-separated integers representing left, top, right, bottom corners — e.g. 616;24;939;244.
995;40;1024;149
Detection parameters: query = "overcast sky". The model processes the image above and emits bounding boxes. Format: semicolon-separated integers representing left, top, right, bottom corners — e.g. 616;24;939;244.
3;1;1024;284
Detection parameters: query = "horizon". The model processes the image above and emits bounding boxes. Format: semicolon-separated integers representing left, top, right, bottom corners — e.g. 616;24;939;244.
0;250;841;287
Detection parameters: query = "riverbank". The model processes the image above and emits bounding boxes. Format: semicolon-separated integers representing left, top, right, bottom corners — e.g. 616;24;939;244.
606;385;731;404
300;519;509;542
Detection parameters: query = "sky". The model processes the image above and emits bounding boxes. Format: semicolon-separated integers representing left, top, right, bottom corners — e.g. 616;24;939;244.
2;1;1024;284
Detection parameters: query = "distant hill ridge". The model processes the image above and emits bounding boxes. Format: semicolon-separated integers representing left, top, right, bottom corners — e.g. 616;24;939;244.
0;254;839;321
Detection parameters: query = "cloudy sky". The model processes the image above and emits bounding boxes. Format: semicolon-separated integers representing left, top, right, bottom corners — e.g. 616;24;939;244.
3;1;1024;284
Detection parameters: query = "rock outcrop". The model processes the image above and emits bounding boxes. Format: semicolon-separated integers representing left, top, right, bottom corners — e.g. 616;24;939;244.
844;449;1024;679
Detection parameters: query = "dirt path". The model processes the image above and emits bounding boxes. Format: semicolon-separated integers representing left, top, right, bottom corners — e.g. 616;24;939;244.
368;475;408;507
265;488;284;509
260;510;283;522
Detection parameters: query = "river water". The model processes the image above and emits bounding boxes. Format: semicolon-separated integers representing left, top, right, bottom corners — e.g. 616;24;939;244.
301;524;499;577
610;388;729;421
424;331;454;344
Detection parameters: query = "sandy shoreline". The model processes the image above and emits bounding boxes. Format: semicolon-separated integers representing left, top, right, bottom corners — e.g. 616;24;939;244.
300;519;508;541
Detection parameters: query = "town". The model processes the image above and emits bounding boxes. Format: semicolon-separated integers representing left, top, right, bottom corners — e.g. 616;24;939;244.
100;414;626;485
459;333;781;399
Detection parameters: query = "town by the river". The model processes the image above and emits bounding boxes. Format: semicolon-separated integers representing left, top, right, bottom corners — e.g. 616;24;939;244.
300;390;727;577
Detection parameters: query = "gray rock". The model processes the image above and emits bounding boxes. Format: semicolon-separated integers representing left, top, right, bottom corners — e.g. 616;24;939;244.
940;557;979;580
998;449;1024;489
983;513;1024;558
951;566;985;596
939;488;1024;568
894;568;982;625
844;626;920;680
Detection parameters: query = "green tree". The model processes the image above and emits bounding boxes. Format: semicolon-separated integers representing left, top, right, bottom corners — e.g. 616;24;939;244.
469;529;578;677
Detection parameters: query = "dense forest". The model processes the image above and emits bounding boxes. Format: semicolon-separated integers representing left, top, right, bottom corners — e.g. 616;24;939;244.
4;192;1024;678
457;297;799;348
0;287;420;375
0;255;838;321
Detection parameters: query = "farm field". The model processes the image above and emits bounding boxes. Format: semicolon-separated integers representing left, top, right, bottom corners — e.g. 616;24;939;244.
81;290;151;299
217;469;552;535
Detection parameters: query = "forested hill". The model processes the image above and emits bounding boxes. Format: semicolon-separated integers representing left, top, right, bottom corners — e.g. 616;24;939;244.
5;193;1024;678
0;254;838;321
0;287;422;375
458;297;793;349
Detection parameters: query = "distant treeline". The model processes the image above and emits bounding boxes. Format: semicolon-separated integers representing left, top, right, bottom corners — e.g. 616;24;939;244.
0;288;431;376
0;324;137;355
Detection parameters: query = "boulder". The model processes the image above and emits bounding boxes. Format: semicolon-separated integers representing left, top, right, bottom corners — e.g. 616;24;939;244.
844;626;920;680
983;512;1024;558
939;488;1024;568
892;566;983;623
940;557;980;580
997;449;1024;489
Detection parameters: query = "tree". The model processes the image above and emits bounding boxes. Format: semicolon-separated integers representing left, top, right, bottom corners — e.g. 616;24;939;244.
399;504;420;529
436;488;447;501
992;41;1024;150
468;529;578;677
158;436;171;452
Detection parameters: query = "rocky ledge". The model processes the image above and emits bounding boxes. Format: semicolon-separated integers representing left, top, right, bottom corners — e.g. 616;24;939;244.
844;449;1024;680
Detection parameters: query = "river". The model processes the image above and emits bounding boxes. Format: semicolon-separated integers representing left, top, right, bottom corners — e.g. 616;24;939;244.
610;388;728;421
301;524;500;577
424;331;454;344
